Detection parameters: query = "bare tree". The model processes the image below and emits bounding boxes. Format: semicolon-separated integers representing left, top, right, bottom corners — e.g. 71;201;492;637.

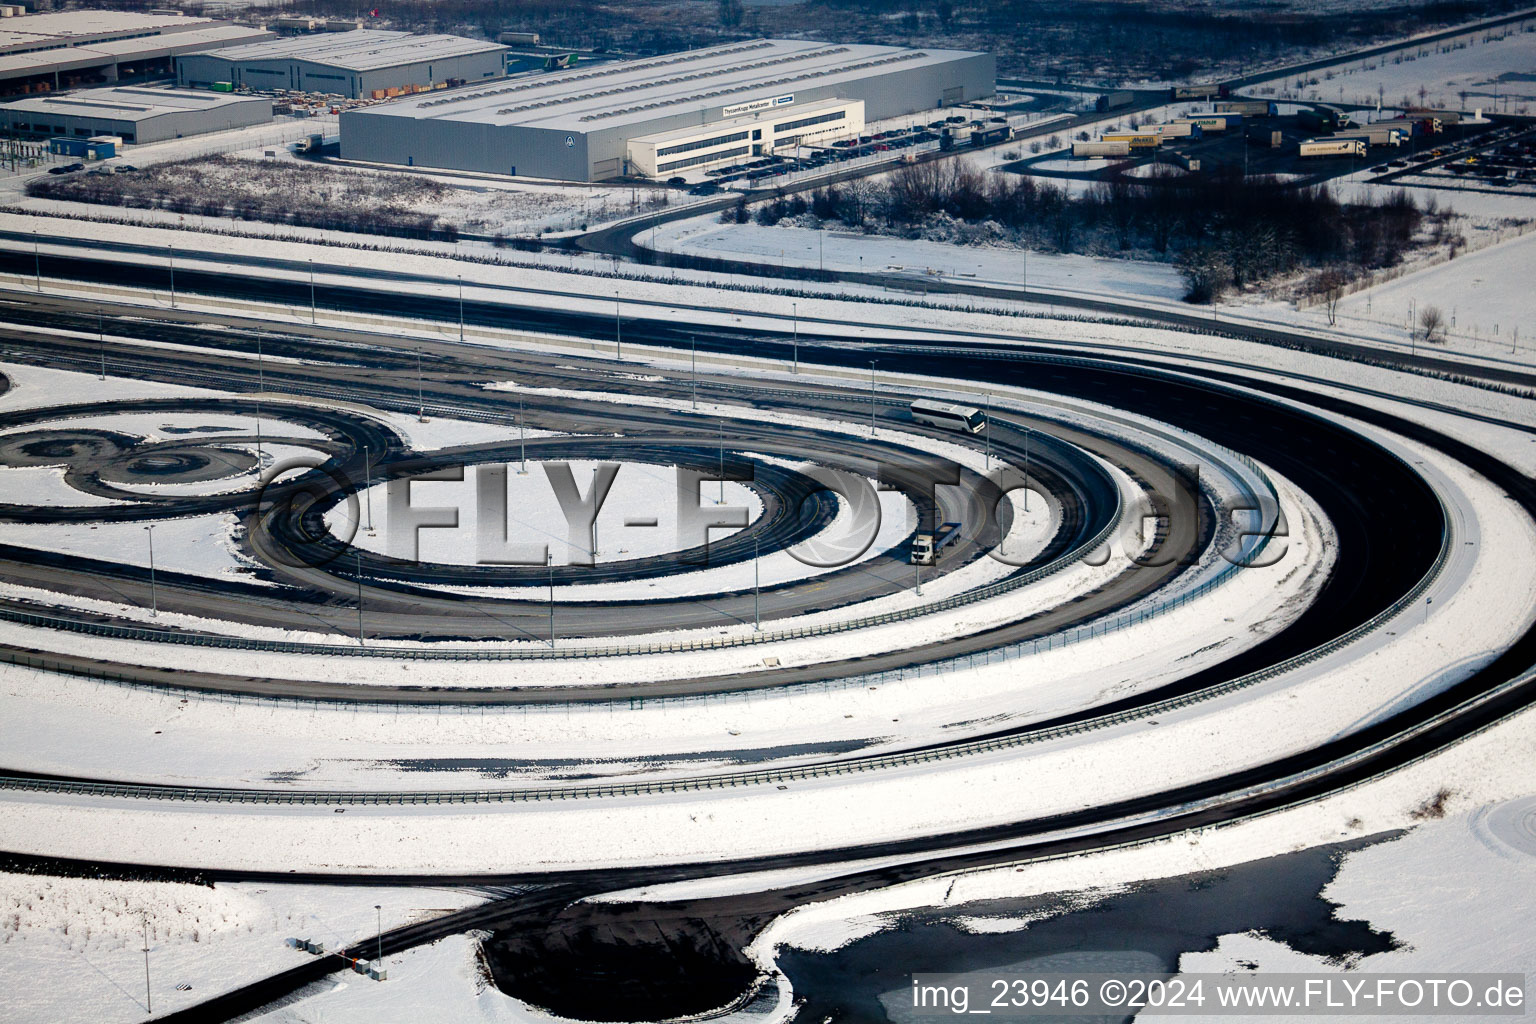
1418;305;1447;344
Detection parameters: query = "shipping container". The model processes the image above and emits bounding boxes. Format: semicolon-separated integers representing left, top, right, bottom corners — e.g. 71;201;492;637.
210;82;234;93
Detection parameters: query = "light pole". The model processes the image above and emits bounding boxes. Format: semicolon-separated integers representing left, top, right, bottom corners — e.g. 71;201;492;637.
375;905;383;970
363;447;374;532
97;308;105;380
167;244;176;308
984;393;992;469
457;274;464;343
416;346;426;422
356;550;364;645
1023;427;1031;512
718;420;725;504
914;561;922;596
868;360;877;438
591;466;600;558
518;399;528;474
614;291;622;360
308;258;315;323
547;551;555;648
691;334;698;409
144;525;157;616
142;917;152;1014
753;537;760;631
791;302;798;374
32;229;40;292
255;331;264;461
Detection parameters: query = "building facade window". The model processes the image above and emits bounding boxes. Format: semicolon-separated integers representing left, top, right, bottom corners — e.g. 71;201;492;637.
656;130;748;158
656;145;749;172
773;109;845;133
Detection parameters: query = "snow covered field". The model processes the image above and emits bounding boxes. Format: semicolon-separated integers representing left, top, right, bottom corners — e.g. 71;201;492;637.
649;215;1187;302
1288;26;1536;113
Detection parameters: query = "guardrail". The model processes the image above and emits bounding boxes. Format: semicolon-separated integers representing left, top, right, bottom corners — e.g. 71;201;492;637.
0;475;1455;806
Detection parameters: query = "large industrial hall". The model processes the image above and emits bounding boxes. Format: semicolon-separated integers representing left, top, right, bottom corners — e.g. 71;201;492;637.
339;38;995;180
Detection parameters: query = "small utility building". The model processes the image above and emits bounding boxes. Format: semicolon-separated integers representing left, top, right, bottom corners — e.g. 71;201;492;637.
176;30;508;99
0;85;272;143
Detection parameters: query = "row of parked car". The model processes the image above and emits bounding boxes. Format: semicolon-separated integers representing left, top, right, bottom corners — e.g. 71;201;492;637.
46;162;136;176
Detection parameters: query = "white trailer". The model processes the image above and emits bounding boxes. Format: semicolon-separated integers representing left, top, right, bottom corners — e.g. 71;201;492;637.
1147;121;1200;139
1073;140;1132;158
1299;138;1366;158
1174;114;1237;132
1332;125;1403;147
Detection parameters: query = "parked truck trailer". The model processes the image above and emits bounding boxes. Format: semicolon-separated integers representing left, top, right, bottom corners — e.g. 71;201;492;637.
1100;132;1162;149
1171;83;1228;100
1095;90;1134;112
1299;138;1366;158
1332;124;1404;147
1217;99;1278;117
1175;114;1241;132
1073;140;1132;158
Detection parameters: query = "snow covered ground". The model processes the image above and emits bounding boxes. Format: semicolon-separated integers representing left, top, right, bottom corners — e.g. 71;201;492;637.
1286;25;1536;113
649;215;1188;303
0;873;484;1024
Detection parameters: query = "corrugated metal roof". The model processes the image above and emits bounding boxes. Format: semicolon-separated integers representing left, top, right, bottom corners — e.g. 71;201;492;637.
348;38;981;132
185;29;506;72
1;84;268;121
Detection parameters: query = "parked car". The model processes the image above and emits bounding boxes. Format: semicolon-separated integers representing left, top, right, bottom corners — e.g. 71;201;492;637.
666;176;687;187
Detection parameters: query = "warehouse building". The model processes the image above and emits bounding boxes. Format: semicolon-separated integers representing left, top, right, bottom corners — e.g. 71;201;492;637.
0;10;272;97
0;85;272;144
176;31;508;100
339;38;994;181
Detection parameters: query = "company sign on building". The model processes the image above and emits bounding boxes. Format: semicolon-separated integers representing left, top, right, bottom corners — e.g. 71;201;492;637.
722;94;794;117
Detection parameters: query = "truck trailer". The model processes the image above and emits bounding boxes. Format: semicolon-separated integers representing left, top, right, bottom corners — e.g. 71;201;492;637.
1217;99;1278;117
1299;106;1352;132
1095;90;1134;112
1073;140;1132;158
1299;138;1366;158
1100;132;1162;149
1331;124;1404;147
1175;114;1241;132
1147;121;1203;140
1171;83;1228;100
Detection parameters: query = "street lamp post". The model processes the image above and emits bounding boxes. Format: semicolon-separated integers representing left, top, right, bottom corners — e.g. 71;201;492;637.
753;537;760;631
416;346;426;422
144;525;157;616
457;274;464;343
869;361;877;438
142;917;152;1014
1023;427;1031;512
97;309;105;380
255;331;264;461
32;229;40;292
791;301;798;374
984;393;992;469
356;550;364;645
547;552;555;648
364;447;374;532
308;259;315;323
718;420;725;504
375;905;383;971
518;399;528;474
167;244;176;308
615;291;622;360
